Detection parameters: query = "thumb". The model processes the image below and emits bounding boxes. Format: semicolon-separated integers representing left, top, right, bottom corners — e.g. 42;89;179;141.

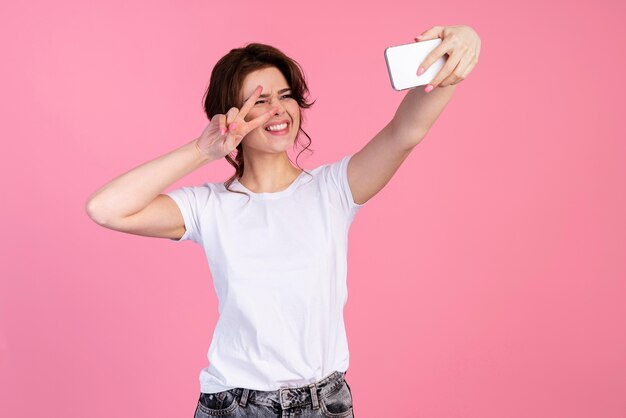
415;25;444;41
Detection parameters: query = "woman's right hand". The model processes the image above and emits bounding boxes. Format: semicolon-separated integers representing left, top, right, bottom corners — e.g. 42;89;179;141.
195;85;280;161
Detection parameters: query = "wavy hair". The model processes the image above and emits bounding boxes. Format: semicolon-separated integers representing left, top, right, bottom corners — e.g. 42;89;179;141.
202;43;316;200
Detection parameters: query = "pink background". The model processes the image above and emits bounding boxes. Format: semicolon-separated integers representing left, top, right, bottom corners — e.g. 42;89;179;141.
1;0;625;417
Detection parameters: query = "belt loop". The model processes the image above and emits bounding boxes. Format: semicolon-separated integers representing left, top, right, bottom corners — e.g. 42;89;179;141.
309;383;319;410
280;387;291;409
238;388;249;407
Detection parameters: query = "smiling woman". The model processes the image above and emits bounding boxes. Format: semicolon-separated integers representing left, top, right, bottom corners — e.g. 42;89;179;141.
164;44;364;418
228;66;303;191
201;43;317;198
85;41;362;418
86;26;480;418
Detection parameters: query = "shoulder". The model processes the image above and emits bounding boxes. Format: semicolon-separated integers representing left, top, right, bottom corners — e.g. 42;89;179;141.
310;154;353;183
309;154;352;174
165;182;215;207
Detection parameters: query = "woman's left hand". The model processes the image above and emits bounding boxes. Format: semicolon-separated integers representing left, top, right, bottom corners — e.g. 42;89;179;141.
415;25;481;92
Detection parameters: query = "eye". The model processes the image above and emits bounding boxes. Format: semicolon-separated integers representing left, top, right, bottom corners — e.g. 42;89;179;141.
255;94;293;105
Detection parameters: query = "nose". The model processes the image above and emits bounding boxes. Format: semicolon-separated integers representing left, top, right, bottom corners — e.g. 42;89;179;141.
269;97;287;114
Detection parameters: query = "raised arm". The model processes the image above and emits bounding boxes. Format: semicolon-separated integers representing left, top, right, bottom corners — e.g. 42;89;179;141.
348;25;481;205
85;138;213;239
85;85;280;239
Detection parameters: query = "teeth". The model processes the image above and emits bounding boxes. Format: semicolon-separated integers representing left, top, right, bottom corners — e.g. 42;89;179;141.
265;123;288;131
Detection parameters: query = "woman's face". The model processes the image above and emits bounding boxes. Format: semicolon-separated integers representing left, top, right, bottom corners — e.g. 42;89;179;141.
238;66;300;155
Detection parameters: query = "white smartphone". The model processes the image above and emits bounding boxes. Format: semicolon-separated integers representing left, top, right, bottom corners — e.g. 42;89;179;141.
384;38;447;91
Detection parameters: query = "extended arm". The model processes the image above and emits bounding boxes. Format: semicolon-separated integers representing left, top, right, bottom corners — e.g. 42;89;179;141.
348;25;480;205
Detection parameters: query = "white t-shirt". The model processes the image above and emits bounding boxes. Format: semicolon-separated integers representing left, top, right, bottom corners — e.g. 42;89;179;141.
165;153;365;393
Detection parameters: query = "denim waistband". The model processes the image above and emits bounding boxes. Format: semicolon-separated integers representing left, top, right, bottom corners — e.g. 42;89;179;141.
231;370;347;410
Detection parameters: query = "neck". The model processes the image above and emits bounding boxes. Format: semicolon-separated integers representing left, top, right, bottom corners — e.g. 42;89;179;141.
239;152;303;193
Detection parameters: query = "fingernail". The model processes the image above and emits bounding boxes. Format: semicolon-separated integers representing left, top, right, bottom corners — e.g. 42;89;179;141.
424;84;434;93
229;123;237;130
417;67;425;76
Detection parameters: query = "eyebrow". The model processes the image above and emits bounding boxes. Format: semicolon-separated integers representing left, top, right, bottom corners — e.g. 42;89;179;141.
246;87;291;102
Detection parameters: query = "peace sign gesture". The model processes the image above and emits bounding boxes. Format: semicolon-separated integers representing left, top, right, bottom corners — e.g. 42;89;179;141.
195;85;280;161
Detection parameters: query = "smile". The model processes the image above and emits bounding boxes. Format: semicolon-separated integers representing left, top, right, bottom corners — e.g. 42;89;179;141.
264;122;290;135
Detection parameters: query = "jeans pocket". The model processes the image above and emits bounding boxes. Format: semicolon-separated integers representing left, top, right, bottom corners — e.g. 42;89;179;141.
195;390;240;417
319;380;354;418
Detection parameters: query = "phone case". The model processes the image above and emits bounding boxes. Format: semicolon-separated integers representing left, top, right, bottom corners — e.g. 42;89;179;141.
384;38;447;91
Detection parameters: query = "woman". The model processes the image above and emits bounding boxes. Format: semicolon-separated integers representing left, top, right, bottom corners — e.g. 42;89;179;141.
86;26;480;418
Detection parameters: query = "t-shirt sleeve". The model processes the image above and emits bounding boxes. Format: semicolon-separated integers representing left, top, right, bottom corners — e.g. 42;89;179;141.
325;153;366;222
164;184;210;244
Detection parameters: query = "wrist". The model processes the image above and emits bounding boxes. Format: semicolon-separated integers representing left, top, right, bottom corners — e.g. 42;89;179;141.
192;138;213;164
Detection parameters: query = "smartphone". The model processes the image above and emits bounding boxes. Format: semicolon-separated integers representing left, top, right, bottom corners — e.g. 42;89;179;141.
384;38;447;91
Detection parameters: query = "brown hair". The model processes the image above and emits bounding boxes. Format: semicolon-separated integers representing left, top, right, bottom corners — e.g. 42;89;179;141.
202;43;316;200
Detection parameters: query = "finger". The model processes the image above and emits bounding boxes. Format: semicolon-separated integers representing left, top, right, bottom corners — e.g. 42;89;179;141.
441;55;474;86
238;85;264;119
415;25;444;41
225;107;239;131
241;105;280;136
225;128;244;151
218;114;227;135
417;40;454;77
429;52;463;87
428;49;463;89
461;57;478;79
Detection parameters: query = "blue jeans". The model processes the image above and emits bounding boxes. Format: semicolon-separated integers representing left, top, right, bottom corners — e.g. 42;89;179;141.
194;370;354;418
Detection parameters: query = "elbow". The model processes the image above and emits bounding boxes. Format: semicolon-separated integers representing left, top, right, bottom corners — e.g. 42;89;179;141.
85;197;109;226
407;129;427;148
